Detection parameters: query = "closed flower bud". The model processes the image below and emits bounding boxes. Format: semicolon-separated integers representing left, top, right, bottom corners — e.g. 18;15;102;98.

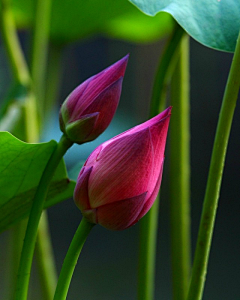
74;107;171;230
59;55;129;144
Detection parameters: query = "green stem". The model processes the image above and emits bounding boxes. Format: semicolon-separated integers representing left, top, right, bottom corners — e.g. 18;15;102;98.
0;0;39;143
14;135;73;300
1;2;58;300
0;0;30;85
53;218;94;300
36;212;58;300
137;23;185;300
150;23;185;118
29;1;60;298
30;0;52;118
187;30;240;300
138;196;160;300
170;33;191;300
5;220;28;300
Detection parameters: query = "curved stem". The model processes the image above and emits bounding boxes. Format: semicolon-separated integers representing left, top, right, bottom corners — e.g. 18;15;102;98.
170;33;191;300
53;218;94;300
0;0;39;143
14;135;73;300
150;23;185;118
1;2;58;300
187;30;240;300
138;23;185;300
0;0;30;85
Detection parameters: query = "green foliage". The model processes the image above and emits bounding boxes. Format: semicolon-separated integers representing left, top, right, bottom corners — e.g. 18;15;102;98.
0;132;75;233
11;0;174;44
129;0;240;52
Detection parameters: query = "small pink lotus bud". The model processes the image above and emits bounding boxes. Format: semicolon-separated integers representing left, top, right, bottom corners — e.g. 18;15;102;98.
74;107;171;230
59;55;129;144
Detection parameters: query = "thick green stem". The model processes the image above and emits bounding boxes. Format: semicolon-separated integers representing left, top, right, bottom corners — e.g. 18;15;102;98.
36;212;58;300
30;0;52;118
53;218;94;300
137;23;185;300
29;1;60;298
170;33;191;300
187;31;240;300
150;23;185;118
14;135;73;300
138;196;160;300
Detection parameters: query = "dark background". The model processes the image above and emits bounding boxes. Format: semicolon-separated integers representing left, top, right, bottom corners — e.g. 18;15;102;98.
0;31;239;299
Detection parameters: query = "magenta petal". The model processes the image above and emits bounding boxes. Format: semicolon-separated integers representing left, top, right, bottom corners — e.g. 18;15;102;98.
74;166;92;211
88;129;154;208
137;160;164;221
81;77;123;142
83;54;129;102
97;192;147;230
65;78;92;121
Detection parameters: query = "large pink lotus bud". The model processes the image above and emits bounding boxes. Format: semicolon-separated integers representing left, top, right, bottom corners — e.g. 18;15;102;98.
59;55;129;144
74;107;171;230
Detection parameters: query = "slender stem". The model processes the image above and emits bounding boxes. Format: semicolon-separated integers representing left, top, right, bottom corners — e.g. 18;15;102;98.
138;196;160;300
29;1;60;298
170;33;191;300
5;220;28;300
35;212;58;300
30;0;52;118
53;218;94;300
1;2;58;300
14;135;73;300
53;217;95;300
0;0;30;85
137;23;185;300
187;30;240;300
150;23;185;118
0;0;39;143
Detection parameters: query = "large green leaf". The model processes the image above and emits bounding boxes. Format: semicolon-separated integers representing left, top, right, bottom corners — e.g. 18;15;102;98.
12;0;174;44
129;0;240;52
0;132;75;233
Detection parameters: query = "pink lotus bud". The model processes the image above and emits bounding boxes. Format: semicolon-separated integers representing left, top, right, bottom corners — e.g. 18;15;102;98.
74;107;171;230
59;55;129;144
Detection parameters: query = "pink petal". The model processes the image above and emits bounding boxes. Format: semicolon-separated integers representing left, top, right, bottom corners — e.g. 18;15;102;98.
96;192;147;230
98;106;172;149
68;55;128;121
88;128;154;208
74;166;92;211
137;160;164;220
81;78;123;141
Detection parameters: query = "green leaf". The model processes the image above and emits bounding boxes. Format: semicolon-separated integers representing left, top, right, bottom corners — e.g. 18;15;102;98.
102;11;173;43
0;132;75;233
129;0;240;52
11;0;174;44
